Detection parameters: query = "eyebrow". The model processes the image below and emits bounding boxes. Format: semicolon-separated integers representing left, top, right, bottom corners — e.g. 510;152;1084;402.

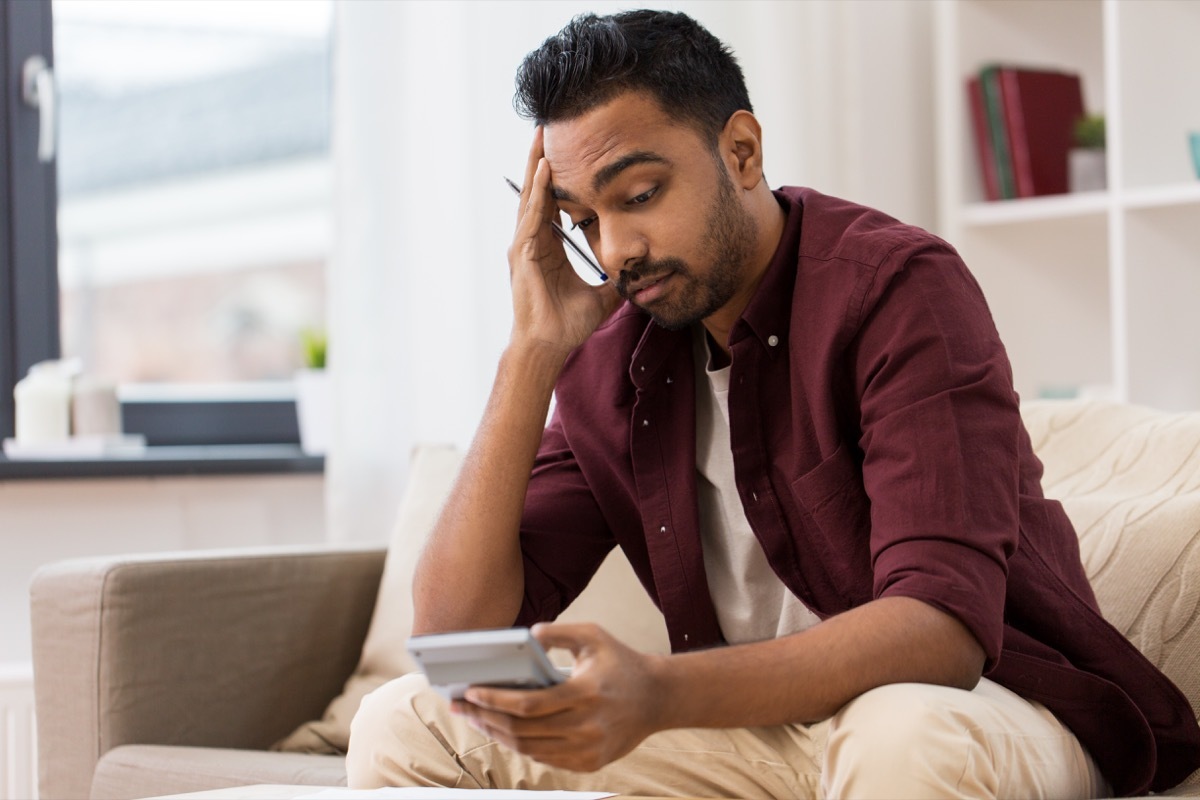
550;150;670;203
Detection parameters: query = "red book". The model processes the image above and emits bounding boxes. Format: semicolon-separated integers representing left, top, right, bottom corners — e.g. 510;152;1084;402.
967;76;1001;201
998;67;1085;197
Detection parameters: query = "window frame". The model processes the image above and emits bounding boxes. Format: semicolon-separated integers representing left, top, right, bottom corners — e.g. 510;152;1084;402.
0;0;319;473
1;0;60;442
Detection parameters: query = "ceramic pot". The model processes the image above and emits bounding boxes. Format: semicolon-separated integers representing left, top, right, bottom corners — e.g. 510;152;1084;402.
1069;148;1107;193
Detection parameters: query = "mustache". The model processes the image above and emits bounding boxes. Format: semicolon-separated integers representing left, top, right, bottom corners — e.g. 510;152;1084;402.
616;257;689;299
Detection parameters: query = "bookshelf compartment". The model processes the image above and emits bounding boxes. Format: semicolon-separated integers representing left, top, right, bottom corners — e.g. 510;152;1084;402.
1124;206;1200;411
955;1;1104;94
1117;0;1200;190
952;0;1105;206
957;215;1112;401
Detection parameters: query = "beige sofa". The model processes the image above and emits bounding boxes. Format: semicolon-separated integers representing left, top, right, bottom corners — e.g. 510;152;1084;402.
31;400;1200;799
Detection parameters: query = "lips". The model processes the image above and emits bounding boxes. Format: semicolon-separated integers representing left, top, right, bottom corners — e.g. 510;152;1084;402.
624;272;673;304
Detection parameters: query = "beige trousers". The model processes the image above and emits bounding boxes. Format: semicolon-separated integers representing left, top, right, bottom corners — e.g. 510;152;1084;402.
346;674;1110;799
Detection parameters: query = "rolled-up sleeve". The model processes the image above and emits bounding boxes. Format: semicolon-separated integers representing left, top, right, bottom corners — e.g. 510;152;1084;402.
514;410;615;627
851;245;1021;667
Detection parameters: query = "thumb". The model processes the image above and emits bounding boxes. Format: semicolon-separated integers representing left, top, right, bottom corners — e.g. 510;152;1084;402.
531;621;607;658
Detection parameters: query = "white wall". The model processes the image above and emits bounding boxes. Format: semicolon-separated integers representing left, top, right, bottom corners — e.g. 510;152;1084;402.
0;473;324;663
700;0;936;229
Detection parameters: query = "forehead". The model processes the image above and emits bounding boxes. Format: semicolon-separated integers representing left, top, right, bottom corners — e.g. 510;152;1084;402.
542;92;709;202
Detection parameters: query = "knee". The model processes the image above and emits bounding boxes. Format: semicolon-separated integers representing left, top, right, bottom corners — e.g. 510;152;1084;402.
824;683;994;799
346;673;433;788
349;672;431;747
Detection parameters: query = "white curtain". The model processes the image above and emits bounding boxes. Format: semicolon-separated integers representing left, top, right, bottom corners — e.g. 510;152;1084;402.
326;0;934;543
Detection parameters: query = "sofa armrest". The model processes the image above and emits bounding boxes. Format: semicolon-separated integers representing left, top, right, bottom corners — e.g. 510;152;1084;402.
30;545;386;800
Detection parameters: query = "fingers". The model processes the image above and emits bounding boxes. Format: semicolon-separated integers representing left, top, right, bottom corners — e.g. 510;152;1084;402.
456;622;609;720
512;159;557;259
515;128;557;246
463;679;576;719
528;157;556;225
452;695;610;772
449;622;647;773
461;710;604;772
453;692;568;732
517;127;545;223
451;690;576;757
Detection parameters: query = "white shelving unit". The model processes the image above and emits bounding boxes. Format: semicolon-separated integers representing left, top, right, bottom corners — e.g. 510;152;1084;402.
935;0;1200;411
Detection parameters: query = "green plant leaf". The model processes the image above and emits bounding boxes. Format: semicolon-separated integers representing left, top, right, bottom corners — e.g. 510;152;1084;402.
301;328;327;370
1074;114;1106;150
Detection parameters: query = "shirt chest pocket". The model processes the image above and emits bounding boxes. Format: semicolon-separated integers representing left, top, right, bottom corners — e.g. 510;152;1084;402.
787;443;875;606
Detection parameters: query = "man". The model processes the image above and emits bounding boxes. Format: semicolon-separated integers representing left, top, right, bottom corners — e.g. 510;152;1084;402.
347;10;1200;798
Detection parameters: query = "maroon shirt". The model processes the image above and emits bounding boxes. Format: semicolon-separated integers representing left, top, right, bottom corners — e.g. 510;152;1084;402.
514;187;1200;795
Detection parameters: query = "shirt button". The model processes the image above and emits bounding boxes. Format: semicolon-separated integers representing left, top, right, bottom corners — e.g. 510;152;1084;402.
639;365;645;372
768;335;779;347
642;419;650;427
665;376;673;384
660;525;667;533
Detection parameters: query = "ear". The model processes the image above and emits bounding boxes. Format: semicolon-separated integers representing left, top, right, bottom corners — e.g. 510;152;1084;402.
719;110;765;190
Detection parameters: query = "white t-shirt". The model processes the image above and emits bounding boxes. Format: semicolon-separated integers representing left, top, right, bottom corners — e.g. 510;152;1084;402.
693;328;821;644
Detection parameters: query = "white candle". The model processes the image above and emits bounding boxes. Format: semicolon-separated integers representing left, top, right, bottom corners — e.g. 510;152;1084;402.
14;364;72;443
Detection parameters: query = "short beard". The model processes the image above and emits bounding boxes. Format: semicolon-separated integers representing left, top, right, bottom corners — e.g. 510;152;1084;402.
617;166;757;331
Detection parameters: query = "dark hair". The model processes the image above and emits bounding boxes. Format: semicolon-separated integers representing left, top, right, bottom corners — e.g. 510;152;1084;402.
513;10;753;144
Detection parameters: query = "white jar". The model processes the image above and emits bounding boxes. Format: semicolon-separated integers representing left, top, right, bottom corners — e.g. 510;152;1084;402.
72;377;122;437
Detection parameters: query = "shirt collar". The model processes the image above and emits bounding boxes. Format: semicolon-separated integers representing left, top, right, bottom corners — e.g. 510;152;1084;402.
730;187;804;350
629;187;805;386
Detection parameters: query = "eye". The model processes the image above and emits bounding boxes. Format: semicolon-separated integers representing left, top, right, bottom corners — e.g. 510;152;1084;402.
571;216;597;231
628;187;657;205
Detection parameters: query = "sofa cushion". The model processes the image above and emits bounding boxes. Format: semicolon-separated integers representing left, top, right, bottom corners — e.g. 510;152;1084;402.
90;745;345;800
276;444;669;755
1022;399;1200;792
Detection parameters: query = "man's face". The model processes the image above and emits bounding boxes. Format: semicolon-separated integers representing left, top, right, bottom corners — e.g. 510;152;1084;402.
543;92;758;331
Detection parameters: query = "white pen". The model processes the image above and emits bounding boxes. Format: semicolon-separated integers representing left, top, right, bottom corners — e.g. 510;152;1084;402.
504;176;608;281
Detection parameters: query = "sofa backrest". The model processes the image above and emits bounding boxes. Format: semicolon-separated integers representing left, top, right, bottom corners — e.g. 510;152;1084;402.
375;403;1200;691
1023;399;1200;791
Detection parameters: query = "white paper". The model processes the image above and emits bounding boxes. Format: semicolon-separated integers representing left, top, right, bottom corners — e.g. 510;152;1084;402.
296;790;615;800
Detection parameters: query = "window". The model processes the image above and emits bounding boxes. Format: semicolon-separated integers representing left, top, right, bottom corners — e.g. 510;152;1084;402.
0;0;59;442
1;0;333;461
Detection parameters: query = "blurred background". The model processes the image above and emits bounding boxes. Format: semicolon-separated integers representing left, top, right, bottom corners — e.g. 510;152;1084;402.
0;1;933;765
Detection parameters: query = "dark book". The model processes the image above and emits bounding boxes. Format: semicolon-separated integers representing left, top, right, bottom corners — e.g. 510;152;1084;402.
979;65;1016;200
967;76;1001;201
998;66;1085;197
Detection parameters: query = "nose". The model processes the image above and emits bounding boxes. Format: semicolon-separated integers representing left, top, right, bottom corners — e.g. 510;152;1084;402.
592;217;648;276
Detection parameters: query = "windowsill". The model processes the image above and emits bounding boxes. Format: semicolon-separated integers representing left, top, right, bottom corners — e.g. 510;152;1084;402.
0;444;324;480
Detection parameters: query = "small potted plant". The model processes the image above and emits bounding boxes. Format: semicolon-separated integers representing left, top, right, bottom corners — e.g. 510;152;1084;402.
294;328;330;456
1069;113;1106;193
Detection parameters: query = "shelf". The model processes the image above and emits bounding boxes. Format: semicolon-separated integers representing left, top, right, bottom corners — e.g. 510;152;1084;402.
1122;182;1200;211
961;191;1108;227
961;182;1200;226
0;444;323;480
